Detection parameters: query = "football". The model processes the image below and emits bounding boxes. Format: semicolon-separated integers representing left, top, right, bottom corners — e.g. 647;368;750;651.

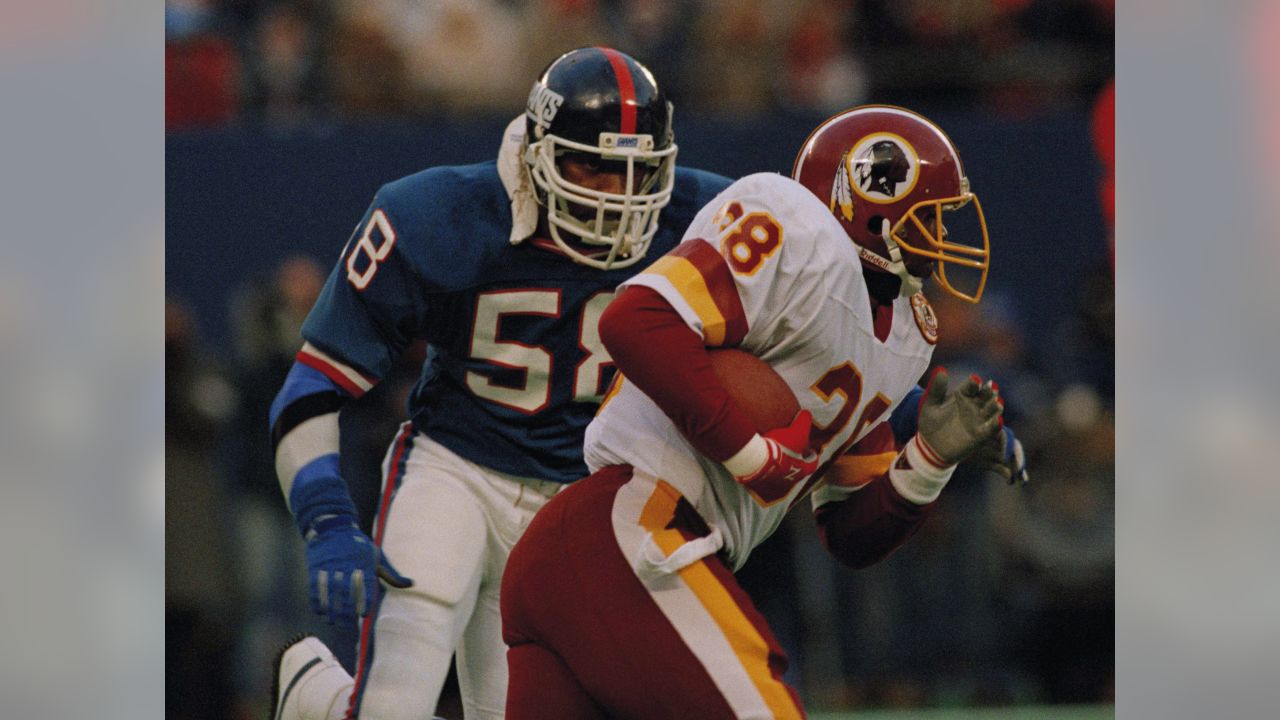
708;348;800;433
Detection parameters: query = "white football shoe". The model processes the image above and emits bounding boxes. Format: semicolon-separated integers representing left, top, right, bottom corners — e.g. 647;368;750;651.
269;635;354;720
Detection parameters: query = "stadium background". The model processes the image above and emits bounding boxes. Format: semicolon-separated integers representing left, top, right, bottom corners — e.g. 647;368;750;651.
164;1;1114;718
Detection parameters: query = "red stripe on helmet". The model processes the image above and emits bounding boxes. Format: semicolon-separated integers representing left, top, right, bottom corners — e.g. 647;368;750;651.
598;47;637;134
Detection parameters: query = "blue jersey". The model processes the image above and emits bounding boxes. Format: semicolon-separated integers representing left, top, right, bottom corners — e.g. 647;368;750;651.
301;161;731;483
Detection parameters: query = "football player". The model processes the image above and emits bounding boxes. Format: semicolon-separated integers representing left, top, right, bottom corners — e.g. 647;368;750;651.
267;47;732;720
501;105;1023;718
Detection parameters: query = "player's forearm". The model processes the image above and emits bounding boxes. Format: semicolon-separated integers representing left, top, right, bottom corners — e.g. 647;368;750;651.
815;435;957;568
814;473;935;569
270;360;358;534
599;286;757;462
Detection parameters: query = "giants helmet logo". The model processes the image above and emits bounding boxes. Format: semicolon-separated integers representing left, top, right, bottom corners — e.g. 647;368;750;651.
525;82;564;137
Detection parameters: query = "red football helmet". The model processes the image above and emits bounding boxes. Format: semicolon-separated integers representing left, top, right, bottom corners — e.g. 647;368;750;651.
792;105;990;303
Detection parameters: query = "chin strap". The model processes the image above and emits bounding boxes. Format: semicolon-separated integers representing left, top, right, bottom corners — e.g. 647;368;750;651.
879;220;923;297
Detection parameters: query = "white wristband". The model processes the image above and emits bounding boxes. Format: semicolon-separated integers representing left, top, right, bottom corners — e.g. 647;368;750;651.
889;435;957;505
723;434;769;478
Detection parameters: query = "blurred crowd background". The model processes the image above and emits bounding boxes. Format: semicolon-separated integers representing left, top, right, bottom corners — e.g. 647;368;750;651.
165;1;1114;719
165;0;1113;126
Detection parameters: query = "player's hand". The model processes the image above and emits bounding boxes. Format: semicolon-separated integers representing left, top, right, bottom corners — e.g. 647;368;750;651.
969;424;1030;485
732;410;819;503
304;516;413;627
915;368;1003;467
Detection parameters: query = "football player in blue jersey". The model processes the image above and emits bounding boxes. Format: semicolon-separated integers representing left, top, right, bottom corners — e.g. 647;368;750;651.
265;47;733;720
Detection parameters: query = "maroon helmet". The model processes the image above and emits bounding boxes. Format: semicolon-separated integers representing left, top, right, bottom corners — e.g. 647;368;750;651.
792;105;990;302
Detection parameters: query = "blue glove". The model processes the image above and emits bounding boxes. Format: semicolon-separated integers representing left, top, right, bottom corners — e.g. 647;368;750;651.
304;515;413;627
1000;425;1029;485
971;425;1030;485
889;384;924;446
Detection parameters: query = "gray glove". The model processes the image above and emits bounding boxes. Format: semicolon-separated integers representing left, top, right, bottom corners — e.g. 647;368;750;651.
916;368;1003;466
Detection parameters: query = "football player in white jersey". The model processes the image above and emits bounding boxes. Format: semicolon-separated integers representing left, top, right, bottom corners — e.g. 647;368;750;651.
500;105;1014;719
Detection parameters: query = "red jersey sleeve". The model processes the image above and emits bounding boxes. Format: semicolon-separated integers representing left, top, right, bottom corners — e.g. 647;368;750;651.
812;421;935;569
598;285;758;462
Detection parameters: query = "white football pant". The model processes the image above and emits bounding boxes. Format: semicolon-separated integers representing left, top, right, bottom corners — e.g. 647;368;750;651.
288;425;560;720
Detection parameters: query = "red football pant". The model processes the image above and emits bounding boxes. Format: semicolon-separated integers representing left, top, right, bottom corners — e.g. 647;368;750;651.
501;465;804;719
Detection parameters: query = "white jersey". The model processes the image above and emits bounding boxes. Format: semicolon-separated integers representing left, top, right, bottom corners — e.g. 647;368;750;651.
584;172;938;571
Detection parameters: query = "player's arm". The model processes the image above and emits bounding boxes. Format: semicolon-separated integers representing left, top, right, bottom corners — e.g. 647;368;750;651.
598;285;759;461
270;348;358;538
270;199;424;625
812;419;934;569
599;264;815;489
271;354;414;631
814;368;1003;568
603;182;835;486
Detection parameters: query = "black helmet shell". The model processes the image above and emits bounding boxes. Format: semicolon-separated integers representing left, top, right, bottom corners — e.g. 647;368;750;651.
526;47;672;151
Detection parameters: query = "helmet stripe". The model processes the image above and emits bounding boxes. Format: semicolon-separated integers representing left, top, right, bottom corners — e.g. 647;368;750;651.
597;47;637;134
